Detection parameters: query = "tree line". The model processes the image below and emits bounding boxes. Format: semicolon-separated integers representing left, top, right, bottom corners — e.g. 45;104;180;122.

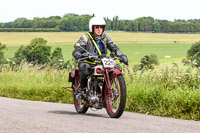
1;13;200;33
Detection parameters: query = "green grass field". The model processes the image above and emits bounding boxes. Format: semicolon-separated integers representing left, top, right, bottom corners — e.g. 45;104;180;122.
1;32;197;65
4;43;192;65
1;32;200;45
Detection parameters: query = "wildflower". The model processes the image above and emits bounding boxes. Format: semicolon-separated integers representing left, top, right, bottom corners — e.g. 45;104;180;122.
193;62;198;65
12;61;16;65
175;77;181;79
58;59;64;62
185;73;191;75
6;58;11;62
173;80;177;83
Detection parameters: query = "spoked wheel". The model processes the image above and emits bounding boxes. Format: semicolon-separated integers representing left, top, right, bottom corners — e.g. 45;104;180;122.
104;74;126;118
73;76;88;113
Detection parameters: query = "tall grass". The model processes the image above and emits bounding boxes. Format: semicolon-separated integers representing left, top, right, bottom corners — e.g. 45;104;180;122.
124;65;200;120
0;62;200;120
0;63;73;103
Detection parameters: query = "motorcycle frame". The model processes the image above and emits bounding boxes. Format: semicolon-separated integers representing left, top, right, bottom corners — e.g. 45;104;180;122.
63;65;123;99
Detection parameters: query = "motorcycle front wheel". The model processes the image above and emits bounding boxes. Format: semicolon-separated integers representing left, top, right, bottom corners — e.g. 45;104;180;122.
104;74;126;118
73;76;88;113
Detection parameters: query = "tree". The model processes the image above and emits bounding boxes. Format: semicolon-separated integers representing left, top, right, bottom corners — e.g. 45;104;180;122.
23;38;51;64
58;15;92;31
112;16;120;30
105;17;112;30
63;13;79;18
137;17;154;31
48;16;62;20
1;22;12;28
157;20;171;32
153;20;161;33
12;18;32;28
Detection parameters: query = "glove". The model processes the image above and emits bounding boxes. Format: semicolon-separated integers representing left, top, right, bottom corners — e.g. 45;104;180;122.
120;54;128;65
80;53;89;58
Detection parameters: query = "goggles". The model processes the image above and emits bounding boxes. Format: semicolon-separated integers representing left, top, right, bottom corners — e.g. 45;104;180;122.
94;25;104;29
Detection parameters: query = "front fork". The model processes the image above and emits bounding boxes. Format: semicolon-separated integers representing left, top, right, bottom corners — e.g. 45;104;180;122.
104;69;112;91
103;68;122;102
104;68;122;91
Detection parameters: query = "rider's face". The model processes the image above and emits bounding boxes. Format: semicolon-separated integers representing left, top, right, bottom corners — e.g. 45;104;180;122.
94;25;104;36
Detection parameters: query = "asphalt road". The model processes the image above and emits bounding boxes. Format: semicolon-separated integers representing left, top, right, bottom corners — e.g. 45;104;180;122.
0;96;200;133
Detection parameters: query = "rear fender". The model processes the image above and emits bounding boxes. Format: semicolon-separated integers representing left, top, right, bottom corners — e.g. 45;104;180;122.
68;69;79;82
71;69;79;78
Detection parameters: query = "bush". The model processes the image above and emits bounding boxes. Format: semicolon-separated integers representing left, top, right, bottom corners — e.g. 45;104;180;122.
50;47;64;69
140;53;159;70
13;45;26;64
51;47;63;60
184;41;200;67
149;53;159;65
0;42;6;64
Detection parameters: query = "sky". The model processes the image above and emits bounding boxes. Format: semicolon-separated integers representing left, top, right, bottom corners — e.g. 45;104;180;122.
0;0;200;22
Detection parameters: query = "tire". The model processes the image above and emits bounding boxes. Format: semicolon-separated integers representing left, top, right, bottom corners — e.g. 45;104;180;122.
73;76;88;113
104;74;126;118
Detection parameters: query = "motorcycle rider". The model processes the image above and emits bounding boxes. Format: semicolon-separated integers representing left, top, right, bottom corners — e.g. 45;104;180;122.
72;16;128;99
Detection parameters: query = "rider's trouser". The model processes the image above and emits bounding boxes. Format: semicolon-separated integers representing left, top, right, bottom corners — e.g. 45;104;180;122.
78;62;92;89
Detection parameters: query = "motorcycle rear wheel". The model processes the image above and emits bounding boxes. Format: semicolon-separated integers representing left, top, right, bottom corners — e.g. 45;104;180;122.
104;74;126;118
73;76;88;113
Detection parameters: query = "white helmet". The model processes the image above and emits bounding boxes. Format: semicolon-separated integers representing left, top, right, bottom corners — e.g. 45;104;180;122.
89;16;106;33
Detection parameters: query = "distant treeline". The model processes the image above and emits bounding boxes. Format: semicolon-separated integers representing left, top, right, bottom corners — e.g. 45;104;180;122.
0;28;60;32
1;13;200;33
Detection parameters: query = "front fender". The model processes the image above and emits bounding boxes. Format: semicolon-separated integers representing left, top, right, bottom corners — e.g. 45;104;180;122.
112;68;124;75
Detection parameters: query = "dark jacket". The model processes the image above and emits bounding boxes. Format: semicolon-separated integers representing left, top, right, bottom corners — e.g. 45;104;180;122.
72;32;120;60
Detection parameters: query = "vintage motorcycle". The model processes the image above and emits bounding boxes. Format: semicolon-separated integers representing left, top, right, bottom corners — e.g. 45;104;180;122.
64;44;127;118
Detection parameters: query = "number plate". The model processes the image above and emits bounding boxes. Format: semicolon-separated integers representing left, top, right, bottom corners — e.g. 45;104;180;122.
102;58;116;68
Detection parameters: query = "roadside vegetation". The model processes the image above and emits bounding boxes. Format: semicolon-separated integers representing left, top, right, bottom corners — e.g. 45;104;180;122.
124;66;200;120
0;62;200;120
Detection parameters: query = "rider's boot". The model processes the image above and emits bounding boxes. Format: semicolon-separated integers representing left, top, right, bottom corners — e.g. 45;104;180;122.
76;78;87;100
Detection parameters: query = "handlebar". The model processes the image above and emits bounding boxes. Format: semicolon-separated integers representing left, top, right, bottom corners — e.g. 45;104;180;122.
78;56;128;66
78;53;128;66
78;55;100;62
78;57;90;61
